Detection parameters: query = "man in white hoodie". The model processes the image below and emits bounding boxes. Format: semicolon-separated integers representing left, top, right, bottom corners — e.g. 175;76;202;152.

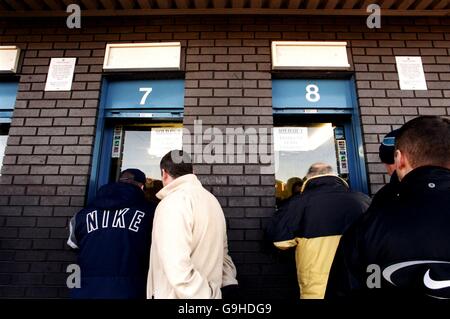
147;150;238;299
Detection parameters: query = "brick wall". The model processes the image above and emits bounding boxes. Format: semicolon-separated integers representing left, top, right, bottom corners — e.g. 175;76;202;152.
0;15;449;298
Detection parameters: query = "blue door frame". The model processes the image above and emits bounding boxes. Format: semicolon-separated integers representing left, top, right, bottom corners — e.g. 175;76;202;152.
88;79;185;202
272;78;369;194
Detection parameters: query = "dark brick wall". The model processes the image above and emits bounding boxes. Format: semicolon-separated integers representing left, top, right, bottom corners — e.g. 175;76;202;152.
0;15;449;298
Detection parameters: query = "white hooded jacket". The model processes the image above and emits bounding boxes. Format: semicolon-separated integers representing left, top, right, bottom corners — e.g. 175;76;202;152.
147;174;238;299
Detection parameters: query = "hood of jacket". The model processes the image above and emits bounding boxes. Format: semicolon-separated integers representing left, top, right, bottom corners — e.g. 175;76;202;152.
156;174;202;200
301;174;350;194
89;182;146;209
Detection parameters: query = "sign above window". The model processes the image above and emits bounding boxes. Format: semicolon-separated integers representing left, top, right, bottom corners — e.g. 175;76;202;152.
272;79;354;110
103;42;181;71
271;41;350;70
104;79;184;110
0;46;20;73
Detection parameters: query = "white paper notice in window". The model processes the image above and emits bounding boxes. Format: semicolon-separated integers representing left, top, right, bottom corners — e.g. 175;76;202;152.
148;128;183;157
45;58;77;91
274;127;309;152
395;56;427;90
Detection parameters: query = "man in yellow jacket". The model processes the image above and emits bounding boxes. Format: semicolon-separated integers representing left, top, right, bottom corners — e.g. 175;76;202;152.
147;150;238;299
266;163;370;299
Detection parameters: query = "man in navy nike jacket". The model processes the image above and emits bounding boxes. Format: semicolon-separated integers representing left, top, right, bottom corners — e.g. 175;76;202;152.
326;116;450;299
67;169;156;299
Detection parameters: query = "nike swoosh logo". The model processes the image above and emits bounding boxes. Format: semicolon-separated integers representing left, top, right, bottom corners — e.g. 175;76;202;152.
383;260;450;286
424;270;450;290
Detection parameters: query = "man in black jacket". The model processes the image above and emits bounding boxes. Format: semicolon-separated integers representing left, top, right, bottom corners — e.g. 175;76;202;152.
266;163;370;298
326;116;450;299
67;169;156;299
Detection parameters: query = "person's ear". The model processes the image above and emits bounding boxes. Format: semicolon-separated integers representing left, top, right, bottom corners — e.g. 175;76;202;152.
394;149;411;181
394;150;404;169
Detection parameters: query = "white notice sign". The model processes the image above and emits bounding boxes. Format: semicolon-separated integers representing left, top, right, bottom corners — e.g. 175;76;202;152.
148;128;183;157
45;58;76;91
274;127;308;152
395;56;427;90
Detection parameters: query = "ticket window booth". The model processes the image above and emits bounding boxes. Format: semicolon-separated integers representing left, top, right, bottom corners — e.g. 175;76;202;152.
272;79;368;205
0;81;18;175
88;79;184;203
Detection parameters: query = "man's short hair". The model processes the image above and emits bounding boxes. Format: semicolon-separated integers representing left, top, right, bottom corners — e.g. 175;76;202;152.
396;116;450;169
160;150;193;178
306;163;334;179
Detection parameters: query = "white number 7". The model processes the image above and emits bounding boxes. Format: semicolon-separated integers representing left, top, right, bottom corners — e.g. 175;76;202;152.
139;87;153;105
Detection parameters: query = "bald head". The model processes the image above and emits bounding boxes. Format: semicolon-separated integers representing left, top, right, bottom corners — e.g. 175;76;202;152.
306;163;334;179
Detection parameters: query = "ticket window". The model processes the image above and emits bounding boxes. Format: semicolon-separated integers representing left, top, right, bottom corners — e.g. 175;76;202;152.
106;123;183;204
89;79;184;202
272;79;368;205
274;117;352;205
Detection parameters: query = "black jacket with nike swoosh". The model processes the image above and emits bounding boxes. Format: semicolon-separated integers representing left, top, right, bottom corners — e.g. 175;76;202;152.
326;166;450;299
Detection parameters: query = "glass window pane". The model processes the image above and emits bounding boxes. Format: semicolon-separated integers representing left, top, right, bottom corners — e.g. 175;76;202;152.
121;127;183;180
274;123;339;204
0;124;10;176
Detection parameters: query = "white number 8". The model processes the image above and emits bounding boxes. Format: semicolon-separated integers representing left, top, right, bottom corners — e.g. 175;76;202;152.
305;84;320;103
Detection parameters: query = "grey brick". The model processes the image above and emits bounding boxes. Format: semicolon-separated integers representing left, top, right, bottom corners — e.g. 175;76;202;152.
212;165;243;175
0;239;32;250
13;175;43;185
33;239;63;250
228;197;259;207
19;227;50;239
229;176;259;185
34;146;63;155
229;218;260;229
17;156;46;165
9;196;40;206
0;261;30;272
63;146;92;155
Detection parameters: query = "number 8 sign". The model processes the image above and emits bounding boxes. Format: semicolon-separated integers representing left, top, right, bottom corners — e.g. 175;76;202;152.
305;84;320;103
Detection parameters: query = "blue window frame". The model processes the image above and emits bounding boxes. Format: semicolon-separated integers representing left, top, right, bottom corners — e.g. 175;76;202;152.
88;79;185;202
272;78;368;194
0;81;18;174
0;82;19;123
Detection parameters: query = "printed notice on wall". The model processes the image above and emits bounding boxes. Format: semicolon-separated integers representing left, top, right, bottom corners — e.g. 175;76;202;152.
45;58;76;91
395;56;427;90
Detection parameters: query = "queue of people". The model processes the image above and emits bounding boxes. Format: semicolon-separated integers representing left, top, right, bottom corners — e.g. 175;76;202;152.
68;151;238;299
67;115;450;299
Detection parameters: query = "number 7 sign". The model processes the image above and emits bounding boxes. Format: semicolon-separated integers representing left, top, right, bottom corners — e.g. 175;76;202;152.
139;87;153;105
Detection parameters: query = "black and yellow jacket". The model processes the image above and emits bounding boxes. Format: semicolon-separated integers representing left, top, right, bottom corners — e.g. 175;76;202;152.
266;175;370;299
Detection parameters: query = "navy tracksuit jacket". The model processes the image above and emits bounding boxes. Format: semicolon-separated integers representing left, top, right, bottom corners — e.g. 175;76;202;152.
68;182;156;299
